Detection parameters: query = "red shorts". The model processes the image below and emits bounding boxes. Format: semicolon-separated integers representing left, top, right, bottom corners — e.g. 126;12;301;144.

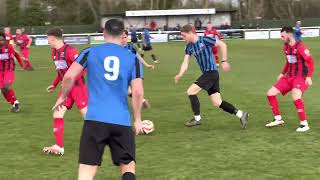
21;48;30;59
58;84;88;110
274;76;308;96
0;71;15;88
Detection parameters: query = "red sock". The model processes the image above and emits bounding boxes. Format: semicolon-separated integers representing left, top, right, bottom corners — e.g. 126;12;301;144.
53;118;64;148
267;96;281;116
2;89;16;105
8;89;17;105
294;99;306;122
25;60;33;68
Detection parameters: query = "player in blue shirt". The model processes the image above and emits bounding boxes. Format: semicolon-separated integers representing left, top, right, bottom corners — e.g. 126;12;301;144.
174;24;249;128
294;20;302;42
124;30;155;70
52;19;144;180
141;24;159;64
129;25;141;50
123;30;154;109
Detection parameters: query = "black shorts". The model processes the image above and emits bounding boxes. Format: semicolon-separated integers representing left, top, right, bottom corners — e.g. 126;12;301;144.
131;38;138;43
194;71;220;96
79;120;135;166
142;44;152;51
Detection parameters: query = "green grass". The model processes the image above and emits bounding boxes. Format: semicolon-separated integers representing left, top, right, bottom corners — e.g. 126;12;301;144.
0;38;320;180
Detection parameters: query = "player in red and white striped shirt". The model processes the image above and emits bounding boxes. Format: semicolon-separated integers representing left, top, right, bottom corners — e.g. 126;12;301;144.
266;27;314;132
15;28;34;70
43;28;88;155
0;33;24;112
204;22;221;66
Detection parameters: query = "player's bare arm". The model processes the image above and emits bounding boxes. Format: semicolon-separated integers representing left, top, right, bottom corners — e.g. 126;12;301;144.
175;54;190;84
47;76;60;93
52;62;83;111
215;40;230;72
136;53;154;70
26;35;32;48
131;78;144;135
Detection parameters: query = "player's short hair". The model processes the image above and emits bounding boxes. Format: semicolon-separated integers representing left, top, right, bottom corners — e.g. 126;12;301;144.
180;24;193;33
104;19;124;37
124;30;129;36
281;26;294;33
46;28;63;39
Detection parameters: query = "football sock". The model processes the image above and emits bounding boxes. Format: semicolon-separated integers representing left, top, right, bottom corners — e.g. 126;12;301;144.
8;89;17;105
294;99;307;123
188;95;200;116
143;98;146;103
2;88;16;105
274;115;282;121
1;88;10;105
122;172;136;180
194;115;201;121
151;54;157;61
24;60;33;68
236;110;243;118
53;118;64;148
300;120;308;126
267;96;281;118
219;101;237;114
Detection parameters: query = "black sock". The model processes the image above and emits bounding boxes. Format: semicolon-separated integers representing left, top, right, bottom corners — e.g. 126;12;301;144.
151;54;157;61
219;101;238;114
141;54;144;58
189;95;200;116
122;172;136;180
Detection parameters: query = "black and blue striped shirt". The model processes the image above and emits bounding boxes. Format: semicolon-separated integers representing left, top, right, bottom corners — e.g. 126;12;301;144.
124;43;137;55
185;36;218;72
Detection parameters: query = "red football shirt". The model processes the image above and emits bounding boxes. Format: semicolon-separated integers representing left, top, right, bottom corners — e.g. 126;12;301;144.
51;43;85;87
4;32;13;44
204;28;221;40
15;34;30;49
0;44;22;72
281;41;314;77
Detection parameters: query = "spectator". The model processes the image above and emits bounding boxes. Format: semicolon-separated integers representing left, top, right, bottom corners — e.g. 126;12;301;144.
176;24;181;31
294;20;302;42
194;17;202;30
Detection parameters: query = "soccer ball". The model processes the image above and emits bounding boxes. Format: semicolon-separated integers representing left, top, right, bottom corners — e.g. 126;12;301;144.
142;120;155;134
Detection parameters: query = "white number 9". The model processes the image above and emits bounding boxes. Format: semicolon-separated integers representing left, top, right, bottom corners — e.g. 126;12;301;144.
104;56;120;81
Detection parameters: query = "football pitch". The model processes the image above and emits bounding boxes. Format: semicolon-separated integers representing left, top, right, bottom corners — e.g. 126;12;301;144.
0;39;320;180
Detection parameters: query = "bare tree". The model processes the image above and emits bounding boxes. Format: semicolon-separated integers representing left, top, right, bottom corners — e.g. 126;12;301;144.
150;0;153;9
87;0;99;23
0;0;6;24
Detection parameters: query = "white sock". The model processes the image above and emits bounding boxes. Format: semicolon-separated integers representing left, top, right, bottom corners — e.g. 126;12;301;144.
142;99;146;103
236;110;243;118
13;100;19;106
300;120;308;126
194;115;201;121
274;115;282;121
